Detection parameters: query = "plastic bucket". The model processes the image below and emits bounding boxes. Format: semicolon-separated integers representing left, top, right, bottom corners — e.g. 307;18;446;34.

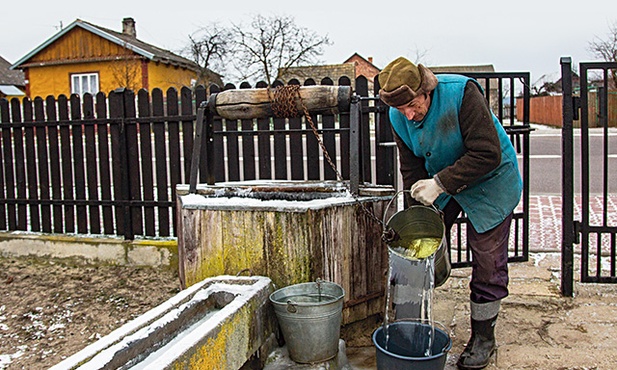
384;202;451;287
372;321;452;370
269;281;345;364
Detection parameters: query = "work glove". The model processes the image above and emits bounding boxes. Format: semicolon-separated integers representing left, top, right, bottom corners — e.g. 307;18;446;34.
410;178;444;206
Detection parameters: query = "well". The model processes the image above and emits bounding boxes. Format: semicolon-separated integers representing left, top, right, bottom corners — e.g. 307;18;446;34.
176;180;394;324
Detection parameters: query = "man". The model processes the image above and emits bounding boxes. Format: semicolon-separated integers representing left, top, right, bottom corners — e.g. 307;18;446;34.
378;56;522;370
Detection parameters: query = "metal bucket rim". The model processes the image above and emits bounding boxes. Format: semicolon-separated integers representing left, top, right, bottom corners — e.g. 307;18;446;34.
372;321;453;361
269;281;345;307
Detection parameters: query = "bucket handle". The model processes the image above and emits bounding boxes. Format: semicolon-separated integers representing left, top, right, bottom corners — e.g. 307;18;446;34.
381;190;442;244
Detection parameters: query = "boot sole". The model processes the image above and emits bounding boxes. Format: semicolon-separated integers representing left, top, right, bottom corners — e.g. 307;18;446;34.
456;347;496;370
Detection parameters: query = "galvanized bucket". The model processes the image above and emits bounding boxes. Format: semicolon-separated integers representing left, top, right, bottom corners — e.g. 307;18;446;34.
382;191;451;287
269;280;345;364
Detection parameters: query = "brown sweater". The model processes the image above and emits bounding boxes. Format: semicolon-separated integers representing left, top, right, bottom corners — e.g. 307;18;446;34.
393;80;502;205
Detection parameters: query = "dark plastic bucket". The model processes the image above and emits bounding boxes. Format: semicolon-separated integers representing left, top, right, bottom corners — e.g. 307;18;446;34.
372;321;452;370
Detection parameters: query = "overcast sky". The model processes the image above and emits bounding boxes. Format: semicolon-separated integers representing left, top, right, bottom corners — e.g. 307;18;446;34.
2;0;616;86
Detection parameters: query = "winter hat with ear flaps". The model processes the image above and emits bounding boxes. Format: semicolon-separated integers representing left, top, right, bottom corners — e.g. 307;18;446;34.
378;56;438;107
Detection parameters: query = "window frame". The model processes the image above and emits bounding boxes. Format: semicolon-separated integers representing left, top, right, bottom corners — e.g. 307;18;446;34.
70;72;100;96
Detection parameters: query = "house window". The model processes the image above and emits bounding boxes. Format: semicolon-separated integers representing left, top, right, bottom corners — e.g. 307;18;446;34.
71;73;99;96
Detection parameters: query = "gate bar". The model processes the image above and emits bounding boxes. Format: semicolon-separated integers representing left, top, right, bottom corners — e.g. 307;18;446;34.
560;56;575;297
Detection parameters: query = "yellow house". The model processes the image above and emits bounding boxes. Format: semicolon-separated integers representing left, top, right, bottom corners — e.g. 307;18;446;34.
11;18;221;99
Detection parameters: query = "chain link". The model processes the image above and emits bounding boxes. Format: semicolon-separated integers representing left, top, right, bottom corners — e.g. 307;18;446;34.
268;85;387;228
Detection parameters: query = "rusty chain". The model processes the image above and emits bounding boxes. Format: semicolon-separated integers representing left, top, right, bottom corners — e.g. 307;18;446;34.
268;85;386;228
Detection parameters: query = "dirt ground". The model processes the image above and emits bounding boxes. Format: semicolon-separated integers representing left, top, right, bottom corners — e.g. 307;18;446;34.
346;252;617;370
0;256;181;370
2;253;617;370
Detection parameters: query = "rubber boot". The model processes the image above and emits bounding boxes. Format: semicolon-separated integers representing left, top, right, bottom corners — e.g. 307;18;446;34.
456;315;497;369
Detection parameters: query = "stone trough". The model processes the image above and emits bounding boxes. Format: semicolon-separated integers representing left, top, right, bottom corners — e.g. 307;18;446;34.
49;275;277;370
176;180;395;324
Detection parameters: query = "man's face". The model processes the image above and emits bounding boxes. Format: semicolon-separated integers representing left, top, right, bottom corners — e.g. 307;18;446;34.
395;94;430;121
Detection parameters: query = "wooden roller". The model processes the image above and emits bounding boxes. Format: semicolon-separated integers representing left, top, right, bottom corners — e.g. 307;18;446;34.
212;85;352;120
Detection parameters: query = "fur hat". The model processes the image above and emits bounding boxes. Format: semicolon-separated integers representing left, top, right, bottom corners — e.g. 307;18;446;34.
378;57;438;107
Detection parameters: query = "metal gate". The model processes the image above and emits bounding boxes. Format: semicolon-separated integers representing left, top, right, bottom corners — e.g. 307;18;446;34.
561;57;617;296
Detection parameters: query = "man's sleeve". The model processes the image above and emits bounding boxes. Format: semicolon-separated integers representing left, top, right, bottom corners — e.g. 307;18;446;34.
392;127;427;206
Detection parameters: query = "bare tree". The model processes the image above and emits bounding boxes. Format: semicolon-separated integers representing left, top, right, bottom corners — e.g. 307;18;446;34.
588;20;617;88
110;44;141;91
180;23;231;87
229;14;331;85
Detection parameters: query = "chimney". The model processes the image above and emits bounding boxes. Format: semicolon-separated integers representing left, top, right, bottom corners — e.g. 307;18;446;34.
368;57;374;64
122;17;136;37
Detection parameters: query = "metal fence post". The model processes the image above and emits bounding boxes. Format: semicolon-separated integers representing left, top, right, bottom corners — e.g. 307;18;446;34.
349;94;361;194
560;56;574;297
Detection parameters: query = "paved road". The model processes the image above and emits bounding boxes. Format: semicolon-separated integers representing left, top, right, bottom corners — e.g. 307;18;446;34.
525;124;617;194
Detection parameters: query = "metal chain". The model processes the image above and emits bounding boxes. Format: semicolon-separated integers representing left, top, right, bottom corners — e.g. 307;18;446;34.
268;85;386;228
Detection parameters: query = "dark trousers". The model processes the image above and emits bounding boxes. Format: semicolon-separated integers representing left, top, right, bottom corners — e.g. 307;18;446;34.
442;199;513;304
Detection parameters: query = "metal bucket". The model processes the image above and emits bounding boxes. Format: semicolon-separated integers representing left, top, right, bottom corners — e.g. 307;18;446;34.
269;280;345;364
372;321;452;370
383;193;451;287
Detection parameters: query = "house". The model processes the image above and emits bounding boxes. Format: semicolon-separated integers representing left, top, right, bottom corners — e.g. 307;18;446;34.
0;55;25;99
343;53;380;87
429;64;500;111
10;18;222;99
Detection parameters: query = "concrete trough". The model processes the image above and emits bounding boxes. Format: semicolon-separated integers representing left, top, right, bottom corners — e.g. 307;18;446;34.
50;275;277;370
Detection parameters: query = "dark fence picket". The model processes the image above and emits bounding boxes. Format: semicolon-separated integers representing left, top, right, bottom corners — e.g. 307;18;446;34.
239;83;256;181
0;99;9;230
58;95;74;233
95;92;114;234
374;78;395;185
34;97;51;232
83;94;100;234
226;116;241;182
268;80;288;180
339;78;351;180
138;89;155;237
180;86;195;185
209;84;225;183
108;91;125;236
166;88;182;204
303;79;321;180
320;78;338;181
69;94;87;234
356;76;372;183
152;88;170;237
46;96;63;233
123;90;142;238
22;98;41;232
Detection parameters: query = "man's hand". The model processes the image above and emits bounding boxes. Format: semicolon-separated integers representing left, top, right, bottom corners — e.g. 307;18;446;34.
410;178;443;206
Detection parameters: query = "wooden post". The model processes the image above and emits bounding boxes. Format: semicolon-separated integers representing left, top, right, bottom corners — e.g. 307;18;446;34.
213;85;351;120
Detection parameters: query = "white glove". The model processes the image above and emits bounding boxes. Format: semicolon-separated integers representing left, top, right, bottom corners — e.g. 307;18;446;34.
410;178;444;206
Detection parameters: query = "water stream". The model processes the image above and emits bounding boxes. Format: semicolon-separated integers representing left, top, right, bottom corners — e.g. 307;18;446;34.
383;248;437;357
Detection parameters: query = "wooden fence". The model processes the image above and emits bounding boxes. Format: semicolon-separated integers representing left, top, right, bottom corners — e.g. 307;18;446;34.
0;76;379;240
516;91;617;127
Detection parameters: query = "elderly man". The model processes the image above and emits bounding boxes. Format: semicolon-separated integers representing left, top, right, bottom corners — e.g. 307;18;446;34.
378;56;522;370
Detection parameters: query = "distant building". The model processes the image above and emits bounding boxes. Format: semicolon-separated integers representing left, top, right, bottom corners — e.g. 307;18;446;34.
343;53;380;90
278;53;381;94
429;64;500;112
11;18;222;99
0;55;25;99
